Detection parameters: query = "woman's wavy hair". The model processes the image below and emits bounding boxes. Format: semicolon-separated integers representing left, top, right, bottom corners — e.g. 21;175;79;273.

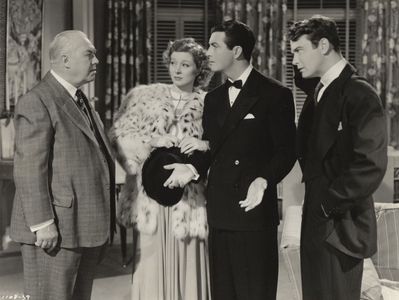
163;38;212;89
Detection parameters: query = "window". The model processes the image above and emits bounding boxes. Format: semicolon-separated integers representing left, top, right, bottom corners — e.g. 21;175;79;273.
285;0;359;120
151;0;216;83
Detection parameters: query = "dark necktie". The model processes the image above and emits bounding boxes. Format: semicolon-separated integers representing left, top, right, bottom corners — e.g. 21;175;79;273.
225;79;243;89
313;81;324;105
75;89;116;236
75;89;94;130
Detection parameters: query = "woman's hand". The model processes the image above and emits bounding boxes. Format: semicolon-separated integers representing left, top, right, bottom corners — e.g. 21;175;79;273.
150;135;179;148
179;137;209;154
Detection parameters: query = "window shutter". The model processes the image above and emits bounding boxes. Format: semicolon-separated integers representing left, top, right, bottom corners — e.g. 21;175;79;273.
152;20;177;83
285;0;359;120
151;0;216;84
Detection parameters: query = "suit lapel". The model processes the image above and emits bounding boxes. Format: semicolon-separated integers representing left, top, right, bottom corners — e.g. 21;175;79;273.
311;63;356;159
90;110;116;160
214;86;230;127
213;70;261;156
44;73;100;147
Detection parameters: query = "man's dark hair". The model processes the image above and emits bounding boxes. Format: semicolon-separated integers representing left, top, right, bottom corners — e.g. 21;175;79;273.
287;15;341;52
211;20;256;62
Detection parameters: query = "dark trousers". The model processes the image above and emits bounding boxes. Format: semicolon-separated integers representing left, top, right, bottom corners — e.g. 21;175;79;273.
21;243;105;300
209;226;278;300
301;178;363;300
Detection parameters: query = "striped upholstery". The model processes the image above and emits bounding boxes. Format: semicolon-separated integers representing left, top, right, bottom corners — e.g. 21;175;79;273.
372;203;399;281
281;247;302;300
280;206;302;300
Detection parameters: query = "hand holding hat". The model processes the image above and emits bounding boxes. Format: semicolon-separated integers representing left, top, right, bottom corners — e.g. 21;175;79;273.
150;134;179;148
163;163;196;188
179;137;209;154
142;146;192;206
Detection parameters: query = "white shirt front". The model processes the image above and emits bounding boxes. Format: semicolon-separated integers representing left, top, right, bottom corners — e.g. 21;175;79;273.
227;65;253;106
317;58;347;102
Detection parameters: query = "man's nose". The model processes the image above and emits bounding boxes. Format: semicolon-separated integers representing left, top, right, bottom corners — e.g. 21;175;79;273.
92;55;99;64
292;54;298;65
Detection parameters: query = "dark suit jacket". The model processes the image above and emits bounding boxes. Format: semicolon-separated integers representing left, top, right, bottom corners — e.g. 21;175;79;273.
11;72;115;248
297;64;387;258
196;69;296;230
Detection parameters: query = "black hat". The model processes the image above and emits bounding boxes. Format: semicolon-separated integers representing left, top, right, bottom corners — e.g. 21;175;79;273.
142;147;187;206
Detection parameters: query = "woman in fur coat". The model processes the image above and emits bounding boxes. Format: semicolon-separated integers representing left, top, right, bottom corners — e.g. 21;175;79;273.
109;38;212;300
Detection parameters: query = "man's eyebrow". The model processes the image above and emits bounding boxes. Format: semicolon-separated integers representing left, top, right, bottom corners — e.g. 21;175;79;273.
86;48;97;54
291;46;302;52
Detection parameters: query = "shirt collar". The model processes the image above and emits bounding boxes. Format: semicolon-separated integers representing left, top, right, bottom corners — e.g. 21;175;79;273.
228;64;253;87
320;58;347;89
50;70;78;100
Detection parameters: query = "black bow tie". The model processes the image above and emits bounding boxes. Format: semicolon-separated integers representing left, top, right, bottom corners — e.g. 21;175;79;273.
225;79;243;89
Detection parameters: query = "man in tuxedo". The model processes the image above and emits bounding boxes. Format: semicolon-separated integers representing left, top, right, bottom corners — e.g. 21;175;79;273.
10;30;115;300
165;20;296;299
288;16;387;299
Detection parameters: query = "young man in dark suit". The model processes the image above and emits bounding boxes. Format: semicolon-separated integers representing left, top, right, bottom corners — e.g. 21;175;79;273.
288;16;387;300
166;20;296;300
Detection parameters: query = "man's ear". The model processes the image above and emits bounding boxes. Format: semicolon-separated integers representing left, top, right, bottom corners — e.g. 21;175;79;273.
232;45;243;59
62;55;70;69
319;38;331;55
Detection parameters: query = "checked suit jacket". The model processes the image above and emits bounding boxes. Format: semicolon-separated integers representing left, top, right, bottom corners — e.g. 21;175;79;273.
10;72;115;248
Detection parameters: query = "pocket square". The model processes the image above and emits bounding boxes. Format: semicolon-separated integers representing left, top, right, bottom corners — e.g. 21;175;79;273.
244;113;255;120
337;121;343;131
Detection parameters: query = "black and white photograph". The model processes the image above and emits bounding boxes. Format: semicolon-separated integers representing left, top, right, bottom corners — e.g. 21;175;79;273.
1;0;399;299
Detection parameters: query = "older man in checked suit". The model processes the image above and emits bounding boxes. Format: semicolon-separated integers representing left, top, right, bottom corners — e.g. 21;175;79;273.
10;30;115;300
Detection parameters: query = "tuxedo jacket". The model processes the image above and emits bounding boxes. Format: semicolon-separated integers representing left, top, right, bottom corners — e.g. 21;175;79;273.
297;64;387;258
10;72;115;248
196;68;296;231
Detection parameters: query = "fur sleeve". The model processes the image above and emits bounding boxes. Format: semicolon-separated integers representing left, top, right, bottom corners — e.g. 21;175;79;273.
109;85;156;175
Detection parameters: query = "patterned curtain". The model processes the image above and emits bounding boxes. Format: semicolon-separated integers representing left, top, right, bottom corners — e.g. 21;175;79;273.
104;0;152;128
359;0;399;149
218;0;287;82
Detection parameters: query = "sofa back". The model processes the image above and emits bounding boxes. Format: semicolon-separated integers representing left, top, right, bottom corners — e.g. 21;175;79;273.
372;203;399;281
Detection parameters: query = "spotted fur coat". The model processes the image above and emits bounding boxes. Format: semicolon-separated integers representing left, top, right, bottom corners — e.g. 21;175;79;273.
109;83;208;240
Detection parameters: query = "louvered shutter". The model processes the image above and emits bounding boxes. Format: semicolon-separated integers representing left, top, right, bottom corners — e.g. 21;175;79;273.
285;0;359;120
152;20;178;83
151;0;216;84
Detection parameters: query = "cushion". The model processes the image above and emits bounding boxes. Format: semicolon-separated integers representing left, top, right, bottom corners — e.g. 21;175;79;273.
372;203;399;281
280;206;303;300
380;279;399;300
361;258;382;300
280;205;302;248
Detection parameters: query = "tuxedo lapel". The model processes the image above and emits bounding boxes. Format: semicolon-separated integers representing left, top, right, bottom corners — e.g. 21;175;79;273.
310;64;356;160
213;70;261;156
44;73;100;147
216;86;231;127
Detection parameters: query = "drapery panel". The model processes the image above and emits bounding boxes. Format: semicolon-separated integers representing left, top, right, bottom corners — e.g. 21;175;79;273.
360;0;399;148
218;0;287;82
104;0;151;128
